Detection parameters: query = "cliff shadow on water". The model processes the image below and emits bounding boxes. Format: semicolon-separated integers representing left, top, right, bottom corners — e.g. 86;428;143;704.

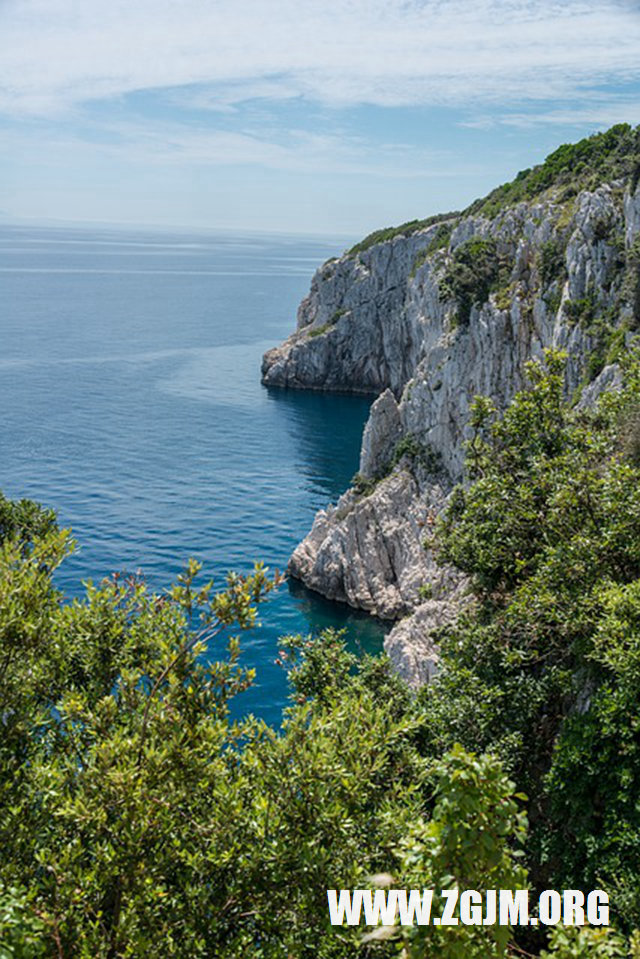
287;577;390;656
263;382;377;504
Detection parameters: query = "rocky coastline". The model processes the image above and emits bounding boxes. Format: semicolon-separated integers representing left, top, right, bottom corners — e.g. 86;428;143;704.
263;141;640;686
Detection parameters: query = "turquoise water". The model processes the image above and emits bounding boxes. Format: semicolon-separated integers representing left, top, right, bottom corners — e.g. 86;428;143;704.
0;223;387;725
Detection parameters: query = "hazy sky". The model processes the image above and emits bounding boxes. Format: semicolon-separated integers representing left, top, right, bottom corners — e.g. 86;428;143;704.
1;0;640;236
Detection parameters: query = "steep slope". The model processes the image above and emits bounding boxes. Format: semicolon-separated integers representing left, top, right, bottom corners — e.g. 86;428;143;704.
262;124;640;685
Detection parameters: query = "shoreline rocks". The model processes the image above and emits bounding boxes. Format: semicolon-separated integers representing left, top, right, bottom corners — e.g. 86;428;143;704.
265;176;640;687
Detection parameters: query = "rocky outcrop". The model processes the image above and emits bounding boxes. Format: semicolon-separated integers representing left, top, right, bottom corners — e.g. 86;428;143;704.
261;229;441;394
576;362;624;410
358;390;402;480
264;154;640;687
625;180;640;246
384;586;470;690
289;466;455;620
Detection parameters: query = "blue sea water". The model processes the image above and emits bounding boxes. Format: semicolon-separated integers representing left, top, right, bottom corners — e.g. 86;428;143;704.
0;223;387;725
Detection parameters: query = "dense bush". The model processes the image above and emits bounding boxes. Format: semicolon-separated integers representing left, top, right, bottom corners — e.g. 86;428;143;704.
440;237;508;324
466;123;640;218
0;520;428;957
539;238;567;286
5;348;640;955
429;349;640;935
347;211;459;257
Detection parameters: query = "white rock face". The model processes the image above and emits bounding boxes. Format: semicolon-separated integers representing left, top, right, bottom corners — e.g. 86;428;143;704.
576;363;624;410
289;468;455;619
265;177;640;686
262;226;449;394
624;181;640;247
359;389;402;479
385;588;471;690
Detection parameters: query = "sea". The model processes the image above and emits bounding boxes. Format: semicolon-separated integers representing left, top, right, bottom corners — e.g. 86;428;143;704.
0;222;387;726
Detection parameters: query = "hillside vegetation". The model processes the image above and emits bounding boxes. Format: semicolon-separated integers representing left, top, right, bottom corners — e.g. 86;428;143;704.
3;349;640;956
347;123;640;256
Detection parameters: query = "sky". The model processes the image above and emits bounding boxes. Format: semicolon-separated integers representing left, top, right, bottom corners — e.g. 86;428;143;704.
1;0;640;237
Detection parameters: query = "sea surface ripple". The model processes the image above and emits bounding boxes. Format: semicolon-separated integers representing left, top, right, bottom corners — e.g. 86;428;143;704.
0;224;388;725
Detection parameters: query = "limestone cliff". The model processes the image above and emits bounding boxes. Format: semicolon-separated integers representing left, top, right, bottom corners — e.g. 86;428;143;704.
263;125;640;685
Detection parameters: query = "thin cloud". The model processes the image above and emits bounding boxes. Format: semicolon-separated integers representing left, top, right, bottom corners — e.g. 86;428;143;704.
461;99;640;130
0;0;638;116
0;117;469;179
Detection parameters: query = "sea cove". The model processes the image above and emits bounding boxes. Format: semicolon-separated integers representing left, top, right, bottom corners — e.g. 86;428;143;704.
0;223;387;725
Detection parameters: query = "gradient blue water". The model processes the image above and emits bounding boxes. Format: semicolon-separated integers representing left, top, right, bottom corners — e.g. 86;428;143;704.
0;223;387;724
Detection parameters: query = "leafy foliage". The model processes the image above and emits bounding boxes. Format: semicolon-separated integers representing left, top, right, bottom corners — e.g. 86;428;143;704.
427;348;640;942
0;884;48;959
440;237;509;325
397;746;528;959
540;925;640;958
0;524;432;957
466;124;640;218
625;236;640;326
539;238;567;287
307;309;347;337
347;212;459;257
7;343;640;955
0;492;57;549
564;294;597;326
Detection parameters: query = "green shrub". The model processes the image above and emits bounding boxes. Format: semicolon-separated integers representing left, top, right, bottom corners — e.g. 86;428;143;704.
392;433;423;463
428;350;640;931
540;926;631;958
347;212;459;257
391;434;442;472
564;294;597;326
308;310;347;337
465;123;640;218
351;471;378;496
625;236;640;327
441;238;508;325
0;884;47;958
308;323;330;337
539;239;567;286
545;289;562;315
0;521;428;957
493;281;515;311
396;746;528;959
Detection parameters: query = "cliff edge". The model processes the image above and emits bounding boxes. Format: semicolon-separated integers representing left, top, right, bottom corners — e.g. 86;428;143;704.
262;124;640;685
